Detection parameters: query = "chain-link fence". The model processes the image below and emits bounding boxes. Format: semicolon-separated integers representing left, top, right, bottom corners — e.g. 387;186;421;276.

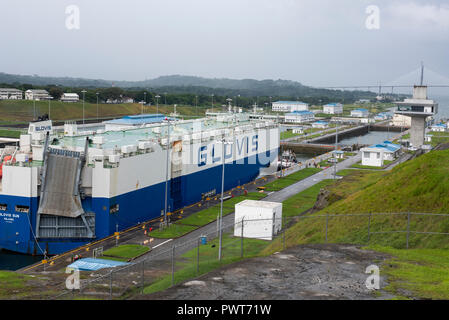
53;211;449;300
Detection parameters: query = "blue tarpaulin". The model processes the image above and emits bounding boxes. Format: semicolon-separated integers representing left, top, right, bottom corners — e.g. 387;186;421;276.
67;258;129;271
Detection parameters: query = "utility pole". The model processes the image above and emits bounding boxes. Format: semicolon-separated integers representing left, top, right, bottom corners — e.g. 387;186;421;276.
96;92;99;121
81;90;87;130
218;138;233;261
164;120;171;225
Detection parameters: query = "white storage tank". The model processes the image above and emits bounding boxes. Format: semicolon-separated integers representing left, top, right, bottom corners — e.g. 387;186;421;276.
234;200;282;241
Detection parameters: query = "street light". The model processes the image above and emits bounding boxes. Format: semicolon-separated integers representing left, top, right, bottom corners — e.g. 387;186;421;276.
155;95;161;114
211;94;214;113
218;137;234;261
81;90;87;129
96;92;99;121
164;119;172;225
195;95;198;116
143;92;147;114
164;92;167;105
48;97;53;119
140;100;145;115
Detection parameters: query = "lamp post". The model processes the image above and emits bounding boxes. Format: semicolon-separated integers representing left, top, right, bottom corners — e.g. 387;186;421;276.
218;138;233;261
33;98;36;120
164;92;167;106
140;101;145;115
211;94;214;113
48;97;53;119
155;95;161;114
81;90;87;129
195;95;198;116
143;92;147;114
164;119;171;225
96;92;99;121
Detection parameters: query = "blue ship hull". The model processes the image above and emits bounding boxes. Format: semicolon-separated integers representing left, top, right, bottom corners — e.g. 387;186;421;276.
0;149;278;255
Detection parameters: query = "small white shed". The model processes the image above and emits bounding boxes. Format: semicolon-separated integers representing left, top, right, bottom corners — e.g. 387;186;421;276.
234;200;282;241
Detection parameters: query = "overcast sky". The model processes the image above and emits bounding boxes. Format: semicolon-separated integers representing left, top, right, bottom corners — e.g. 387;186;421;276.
1;0;448;87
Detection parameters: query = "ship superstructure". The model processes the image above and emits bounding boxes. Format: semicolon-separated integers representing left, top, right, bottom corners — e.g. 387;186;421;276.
0;113;279;254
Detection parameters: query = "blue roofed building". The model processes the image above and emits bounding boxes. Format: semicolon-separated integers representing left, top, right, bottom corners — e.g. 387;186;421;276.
104;114;174;131
323;103;343;115
272;101;309;113
430;123;447;132
284;110;315;123
351;108;369;118
360;141;401;167
311;120;329;129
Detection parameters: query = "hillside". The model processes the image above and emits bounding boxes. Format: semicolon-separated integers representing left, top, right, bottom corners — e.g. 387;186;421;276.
265;149;449;251
0;72;377;99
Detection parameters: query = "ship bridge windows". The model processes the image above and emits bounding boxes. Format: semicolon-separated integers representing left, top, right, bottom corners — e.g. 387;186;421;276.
15;205;29;213
0;204;7;211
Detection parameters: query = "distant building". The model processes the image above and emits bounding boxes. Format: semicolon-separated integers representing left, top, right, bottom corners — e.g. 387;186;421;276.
430;123;447;132
392;114;412;127
360;141;401;167
357;99;371;104
0;88;23;100
272;101;309;113
60;93;79;102
351;108;369;118
374;112;392;121
25;89;51;101
311;121;329;129
292;127;304;134
106;96;135;104
103;114;170;131
284;111;315;123
323;103;343;115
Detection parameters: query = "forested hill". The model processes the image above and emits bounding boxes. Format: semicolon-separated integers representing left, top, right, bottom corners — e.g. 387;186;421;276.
0;72;377;99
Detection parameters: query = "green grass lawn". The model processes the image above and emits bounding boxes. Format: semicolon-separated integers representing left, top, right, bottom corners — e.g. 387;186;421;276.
351;162;384;170
428;132;449;147
0;100;205;123
150;193;266;239
368;246;449;300
264;168;321;192
280;131;302;140
101;244;149;261
336;169;363;176
142;233;270;295
0;129;23;138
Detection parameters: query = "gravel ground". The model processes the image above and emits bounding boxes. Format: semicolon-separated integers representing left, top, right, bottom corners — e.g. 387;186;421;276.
139;244;394;300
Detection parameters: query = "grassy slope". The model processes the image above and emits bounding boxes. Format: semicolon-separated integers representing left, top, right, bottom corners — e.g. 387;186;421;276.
261;150;449;299
0;100;201;122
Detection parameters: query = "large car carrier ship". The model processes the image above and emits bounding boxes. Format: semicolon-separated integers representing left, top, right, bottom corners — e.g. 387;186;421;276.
0;112;279;255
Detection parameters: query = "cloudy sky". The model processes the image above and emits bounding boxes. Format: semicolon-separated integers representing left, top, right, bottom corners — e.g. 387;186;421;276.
1;0;448;87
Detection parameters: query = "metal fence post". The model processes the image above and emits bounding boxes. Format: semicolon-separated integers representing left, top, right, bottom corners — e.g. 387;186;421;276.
241;218;244;258
283;229;286;250
196;238;200;275
109;270;113;300
171;245;175;287
406;212;411;249
367;213;372;243
325;213;329;243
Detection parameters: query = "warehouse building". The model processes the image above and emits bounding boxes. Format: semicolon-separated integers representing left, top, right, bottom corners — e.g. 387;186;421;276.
323;103;343;114
25;89;52;101
284;110;315;123
60;93;80;102
272;101;309;113
0;88;23;100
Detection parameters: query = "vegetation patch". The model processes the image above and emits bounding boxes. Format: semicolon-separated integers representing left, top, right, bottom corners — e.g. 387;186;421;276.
102;244;149;261
264;168;321;191
142;233;270;295
368;246;449;300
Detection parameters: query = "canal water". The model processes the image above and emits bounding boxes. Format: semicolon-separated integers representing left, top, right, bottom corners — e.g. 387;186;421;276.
338;130;396;146
0;249;42;271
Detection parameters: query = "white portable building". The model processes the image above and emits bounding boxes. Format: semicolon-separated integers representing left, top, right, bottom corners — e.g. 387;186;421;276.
234;200;282;241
